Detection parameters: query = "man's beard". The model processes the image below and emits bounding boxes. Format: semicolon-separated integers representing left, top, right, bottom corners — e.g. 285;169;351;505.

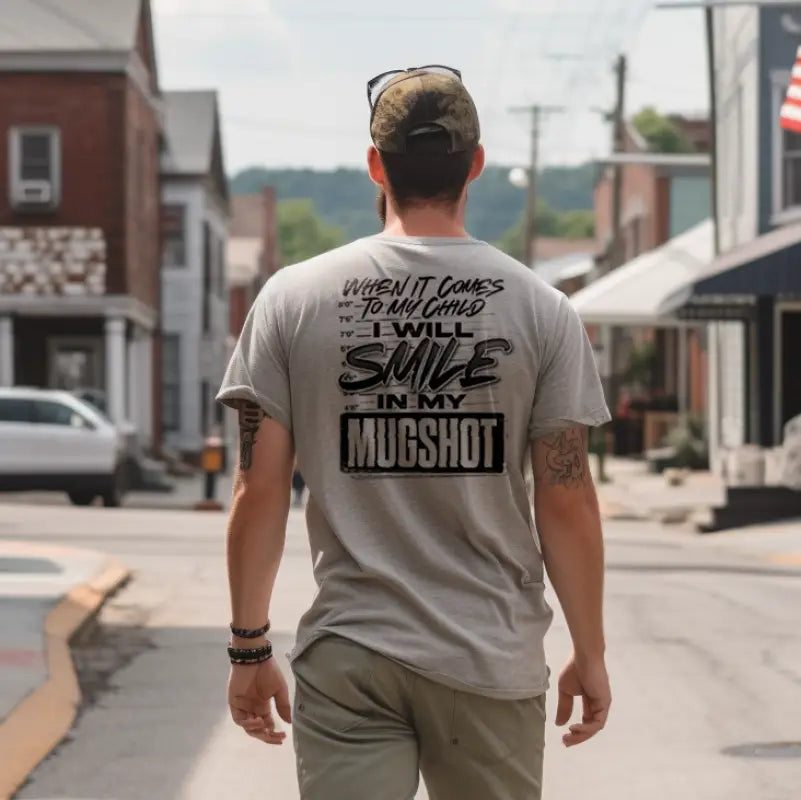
376;190;387;225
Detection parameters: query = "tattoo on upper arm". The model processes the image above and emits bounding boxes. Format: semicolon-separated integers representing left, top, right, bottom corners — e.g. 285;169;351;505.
238;402;265;471
533;427;589;489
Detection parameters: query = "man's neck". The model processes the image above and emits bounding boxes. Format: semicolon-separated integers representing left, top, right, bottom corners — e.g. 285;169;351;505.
382;206;469;239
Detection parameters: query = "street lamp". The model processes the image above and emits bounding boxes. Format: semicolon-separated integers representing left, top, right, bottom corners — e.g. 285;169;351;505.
508;166;529;189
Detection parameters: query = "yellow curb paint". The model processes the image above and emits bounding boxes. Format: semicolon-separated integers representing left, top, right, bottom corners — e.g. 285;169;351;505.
0;558;129;800
767;553;801;567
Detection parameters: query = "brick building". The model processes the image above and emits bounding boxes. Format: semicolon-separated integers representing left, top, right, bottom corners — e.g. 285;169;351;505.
0;0;162;446
573;120;713;454
227;188;280;337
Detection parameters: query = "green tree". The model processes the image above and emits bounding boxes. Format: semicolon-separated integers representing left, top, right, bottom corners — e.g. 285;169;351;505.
495;216;526;262
495;202;595;263
558;209;595;239
632;107;696;154
230;163;597;243
277;199;345;265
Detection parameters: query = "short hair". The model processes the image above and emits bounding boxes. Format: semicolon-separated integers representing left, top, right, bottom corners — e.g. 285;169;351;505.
379;131;475;211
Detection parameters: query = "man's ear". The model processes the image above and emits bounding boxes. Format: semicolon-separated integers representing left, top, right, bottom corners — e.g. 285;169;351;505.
468;145;486;184
367;146;386;188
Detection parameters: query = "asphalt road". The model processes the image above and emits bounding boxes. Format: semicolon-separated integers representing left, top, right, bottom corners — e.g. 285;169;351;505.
2;502;800;800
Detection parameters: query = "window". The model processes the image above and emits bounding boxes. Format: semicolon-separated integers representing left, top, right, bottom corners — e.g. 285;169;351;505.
200;380;210;437
0;398;34;423
217;236;227;299
162;335;181;432
782;128;801;211
162;204;187;267
137;132;146;226
202;223;212;332
34;400;88;428
627;217;642;260
9;127;61;209
774;72;801;217
735;85;744;215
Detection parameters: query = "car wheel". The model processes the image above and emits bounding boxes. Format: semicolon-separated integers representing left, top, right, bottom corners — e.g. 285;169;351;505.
68;491;96;506
101;466;126;508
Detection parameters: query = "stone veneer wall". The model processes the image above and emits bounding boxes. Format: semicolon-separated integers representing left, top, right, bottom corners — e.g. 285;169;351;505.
0;227;106;296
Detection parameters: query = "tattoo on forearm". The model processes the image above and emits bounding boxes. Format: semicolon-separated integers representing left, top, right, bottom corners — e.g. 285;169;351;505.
238;402;265;471
533;427;588;488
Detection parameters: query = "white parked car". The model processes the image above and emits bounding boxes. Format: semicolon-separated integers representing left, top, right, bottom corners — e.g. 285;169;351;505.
0;387;128;507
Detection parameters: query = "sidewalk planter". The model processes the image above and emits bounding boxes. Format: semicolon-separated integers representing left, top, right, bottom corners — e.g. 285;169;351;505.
725;446;766;487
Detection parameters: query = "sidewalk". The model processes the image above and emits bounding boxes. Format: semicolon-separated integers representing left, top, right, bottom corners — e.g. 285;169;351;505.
595;457;726;524
0;471;236;513
595;457;801;567
0;540;129;799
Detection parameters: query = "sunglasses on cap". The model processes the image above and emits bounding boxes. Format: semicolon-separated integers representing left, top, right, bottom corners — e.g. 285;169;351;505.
366;65;462;109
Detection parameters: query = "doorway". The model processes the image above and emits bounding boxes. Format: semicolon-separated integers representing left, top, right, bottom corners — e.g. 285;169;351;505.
781;310;801;431
48;337;104;391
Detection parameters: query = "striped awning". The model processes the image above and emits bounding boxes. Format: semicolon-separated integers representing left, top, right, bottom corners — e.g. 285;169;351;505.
781;46;801;134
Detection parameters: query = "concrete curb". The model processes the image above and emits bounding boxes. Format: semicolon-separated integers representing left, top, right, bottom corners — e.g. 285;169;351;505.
0;559;130;800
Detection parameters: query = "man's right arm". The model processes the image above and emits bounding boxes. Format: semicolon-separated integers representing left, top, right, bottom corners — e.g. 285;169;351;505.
532;425;611;746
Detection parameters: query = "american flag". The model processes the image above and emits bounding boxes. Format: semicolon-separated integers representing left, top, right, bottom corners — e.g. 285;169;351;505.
781;46;801;134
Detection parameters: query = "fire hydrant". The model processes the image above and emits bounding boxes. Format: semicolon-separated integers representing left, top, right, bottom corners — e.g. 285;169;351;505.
195;435;225;511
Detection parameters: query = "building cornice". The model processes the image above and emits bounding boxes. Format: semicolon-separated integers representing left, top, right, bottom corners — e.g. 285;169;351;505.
0;294;158;331
0;51;161;114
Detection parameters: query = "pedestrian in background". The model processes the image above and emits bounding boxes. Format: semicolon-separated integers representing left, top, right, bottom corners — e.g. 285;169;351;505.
291;466;305;507
218;65;612;800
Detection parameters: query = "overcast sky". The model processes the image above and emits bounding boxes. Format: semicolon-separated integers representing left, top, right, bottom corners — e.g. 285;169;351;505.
152;0;709;173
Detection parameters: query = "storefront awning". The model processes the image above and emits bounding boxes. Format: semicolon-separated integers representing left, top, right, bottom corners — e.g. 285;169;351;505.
670;221;801;318
569;219;713;326
534;253;595;287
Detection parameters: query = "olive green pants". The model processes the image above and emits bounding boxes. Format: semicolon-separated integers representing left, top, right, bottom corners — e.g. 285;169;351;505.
291;636;545;800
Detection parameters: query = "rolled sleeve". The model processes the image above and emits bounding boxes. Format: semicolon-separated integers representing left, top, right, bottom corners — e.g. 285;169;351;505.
216;280;292;433
529;296;611;439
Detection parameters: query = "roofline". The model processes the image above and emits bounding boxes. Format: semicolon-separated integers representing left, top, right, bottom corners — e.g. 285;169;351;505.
0;50;162;115
624;120;649;152
0;50;130;71
596;153;711;168
162;88;219;99
573;310;694;327
160;170;208;180
161;173;230;214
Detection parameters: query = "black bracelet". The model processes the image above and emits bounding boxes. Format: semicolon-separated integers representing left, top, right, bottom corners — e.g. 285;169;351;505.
227;643;273;665
230;620;271;639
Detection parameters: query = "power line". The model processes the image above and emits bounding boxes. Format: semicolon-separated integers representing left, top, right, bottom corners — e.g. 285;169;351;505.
156;12;522;21
226;116;365;137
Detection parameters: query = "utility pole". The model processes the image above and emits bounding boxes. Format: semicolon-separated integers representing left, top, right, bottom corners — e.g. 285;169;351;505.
705;5;721;257
508;104;566;267
610;53;628;272
656;0;760;260
598;54;628;479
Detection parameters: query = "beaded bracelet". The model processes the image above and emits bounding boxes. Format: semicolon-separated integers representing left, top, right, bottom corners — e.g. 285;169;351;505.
228;643;273;665
230;620;271;639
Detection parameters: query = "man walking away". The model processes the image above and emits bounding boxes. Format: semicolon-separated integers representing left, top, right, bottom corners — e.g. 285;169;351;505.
217;65;612;800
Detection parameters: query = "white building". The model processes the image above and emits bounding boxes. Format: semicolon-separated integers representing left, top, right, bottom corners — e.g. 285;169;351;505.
699;5;801;470
160;91;230;457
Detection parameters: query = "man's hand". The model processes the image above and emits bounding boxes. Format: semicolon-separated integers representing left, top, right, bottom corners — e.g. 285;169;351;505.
228;657;292;745
555;655;611;747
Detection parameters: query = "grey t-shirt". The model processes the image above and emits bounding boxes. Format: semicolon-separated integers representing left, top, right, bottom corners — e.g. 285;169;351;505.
217;235;610;700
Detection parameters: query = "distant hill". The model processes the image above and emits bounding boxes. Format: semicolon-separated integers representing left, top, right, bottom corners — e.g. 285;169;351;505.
229;163;596;243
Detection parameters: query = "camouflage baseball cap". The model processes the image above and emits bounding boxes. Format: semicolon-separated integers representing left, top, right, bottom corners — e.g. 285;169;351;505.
370;69;481;154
